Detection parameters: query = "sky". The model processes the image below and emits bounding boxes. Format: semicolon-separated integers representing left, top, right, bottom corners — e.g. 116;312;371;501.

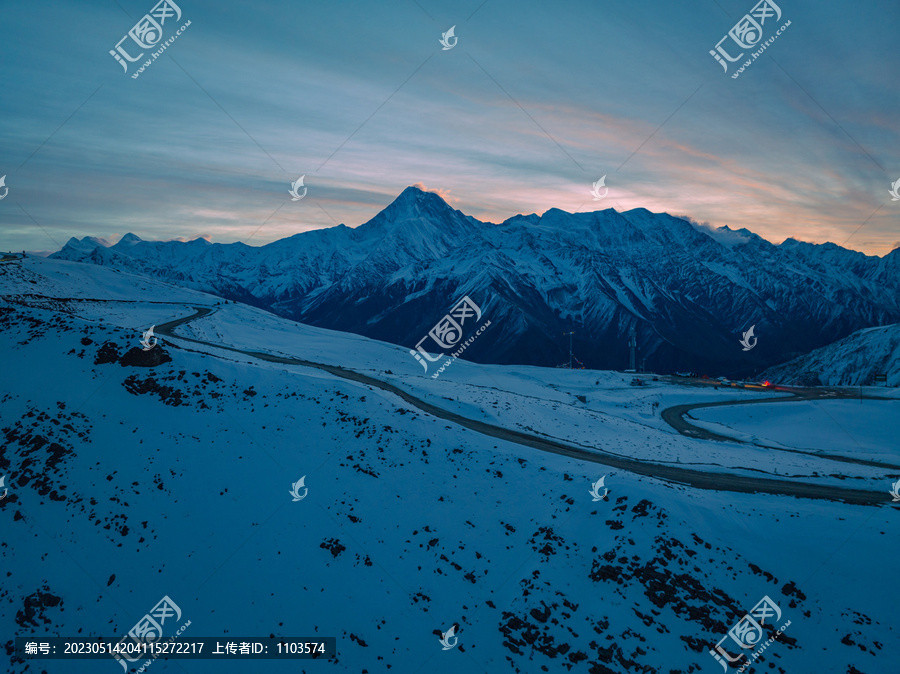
1;0;898;256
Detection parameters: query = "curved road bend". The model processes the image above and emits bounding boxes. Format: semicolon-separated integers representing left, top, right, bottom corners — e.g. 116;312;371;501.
156;307;891;506
662;391;900;470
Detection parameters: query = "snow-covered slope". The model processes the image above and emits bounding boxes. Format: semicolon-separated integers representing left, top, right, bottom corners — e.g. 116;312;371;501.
51;187;900;377
761;323;900;386
2;257;896;674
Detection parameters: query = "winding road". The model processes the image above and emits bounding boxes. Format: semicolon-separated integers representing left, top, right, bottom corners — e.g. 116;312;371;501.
662;388;899;470
154;306;895;506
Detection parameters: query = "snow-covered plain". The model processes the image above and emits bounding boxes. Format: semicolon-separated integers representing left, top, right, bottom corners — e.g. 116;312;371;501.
691;401;900;465
1;257;897;674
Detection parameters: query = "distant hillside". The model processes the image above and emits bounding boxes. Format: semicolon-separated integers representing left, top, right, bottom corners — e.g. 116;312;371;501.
760;324;900;386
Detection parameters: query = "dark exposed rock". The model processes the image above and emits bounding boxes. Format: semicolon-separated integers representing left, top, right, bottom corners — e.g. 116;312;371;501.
781;581;806;601
122;375;184;406
320;538;346;558
119;346;172;367
15;586;62;628
94;341;120;364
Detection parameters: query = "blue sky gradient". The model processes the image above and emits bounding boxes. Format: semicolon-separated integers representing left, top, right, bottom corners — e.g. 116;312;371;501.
1;0;898;254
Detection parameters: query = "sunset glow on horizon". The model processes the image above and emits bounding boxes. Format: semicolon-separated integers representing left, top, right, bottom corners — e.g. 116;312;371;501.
1;0;897;256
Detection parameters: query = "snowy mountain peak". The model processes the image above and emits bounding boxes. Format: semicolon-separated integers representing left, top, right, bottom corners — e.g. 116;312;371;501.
384;185;453;217
60;235;110;255
118;233;143;246
356;185;477;245
397;184;435;200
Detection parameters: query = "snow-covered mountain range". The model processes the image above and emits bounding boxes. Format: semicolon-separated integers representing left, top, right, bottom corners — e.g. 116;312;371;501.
51;186;900;377
761;323;900;387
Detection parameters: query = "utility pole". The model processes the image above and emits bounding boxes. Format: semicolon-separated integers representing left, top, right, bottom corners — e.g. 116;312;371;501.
628;328;636;372
563;331;574;369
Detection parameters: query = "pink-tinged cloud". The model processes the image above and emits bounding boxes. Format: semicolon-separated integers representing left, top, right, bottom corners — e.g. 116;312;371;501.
411;182;458;204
